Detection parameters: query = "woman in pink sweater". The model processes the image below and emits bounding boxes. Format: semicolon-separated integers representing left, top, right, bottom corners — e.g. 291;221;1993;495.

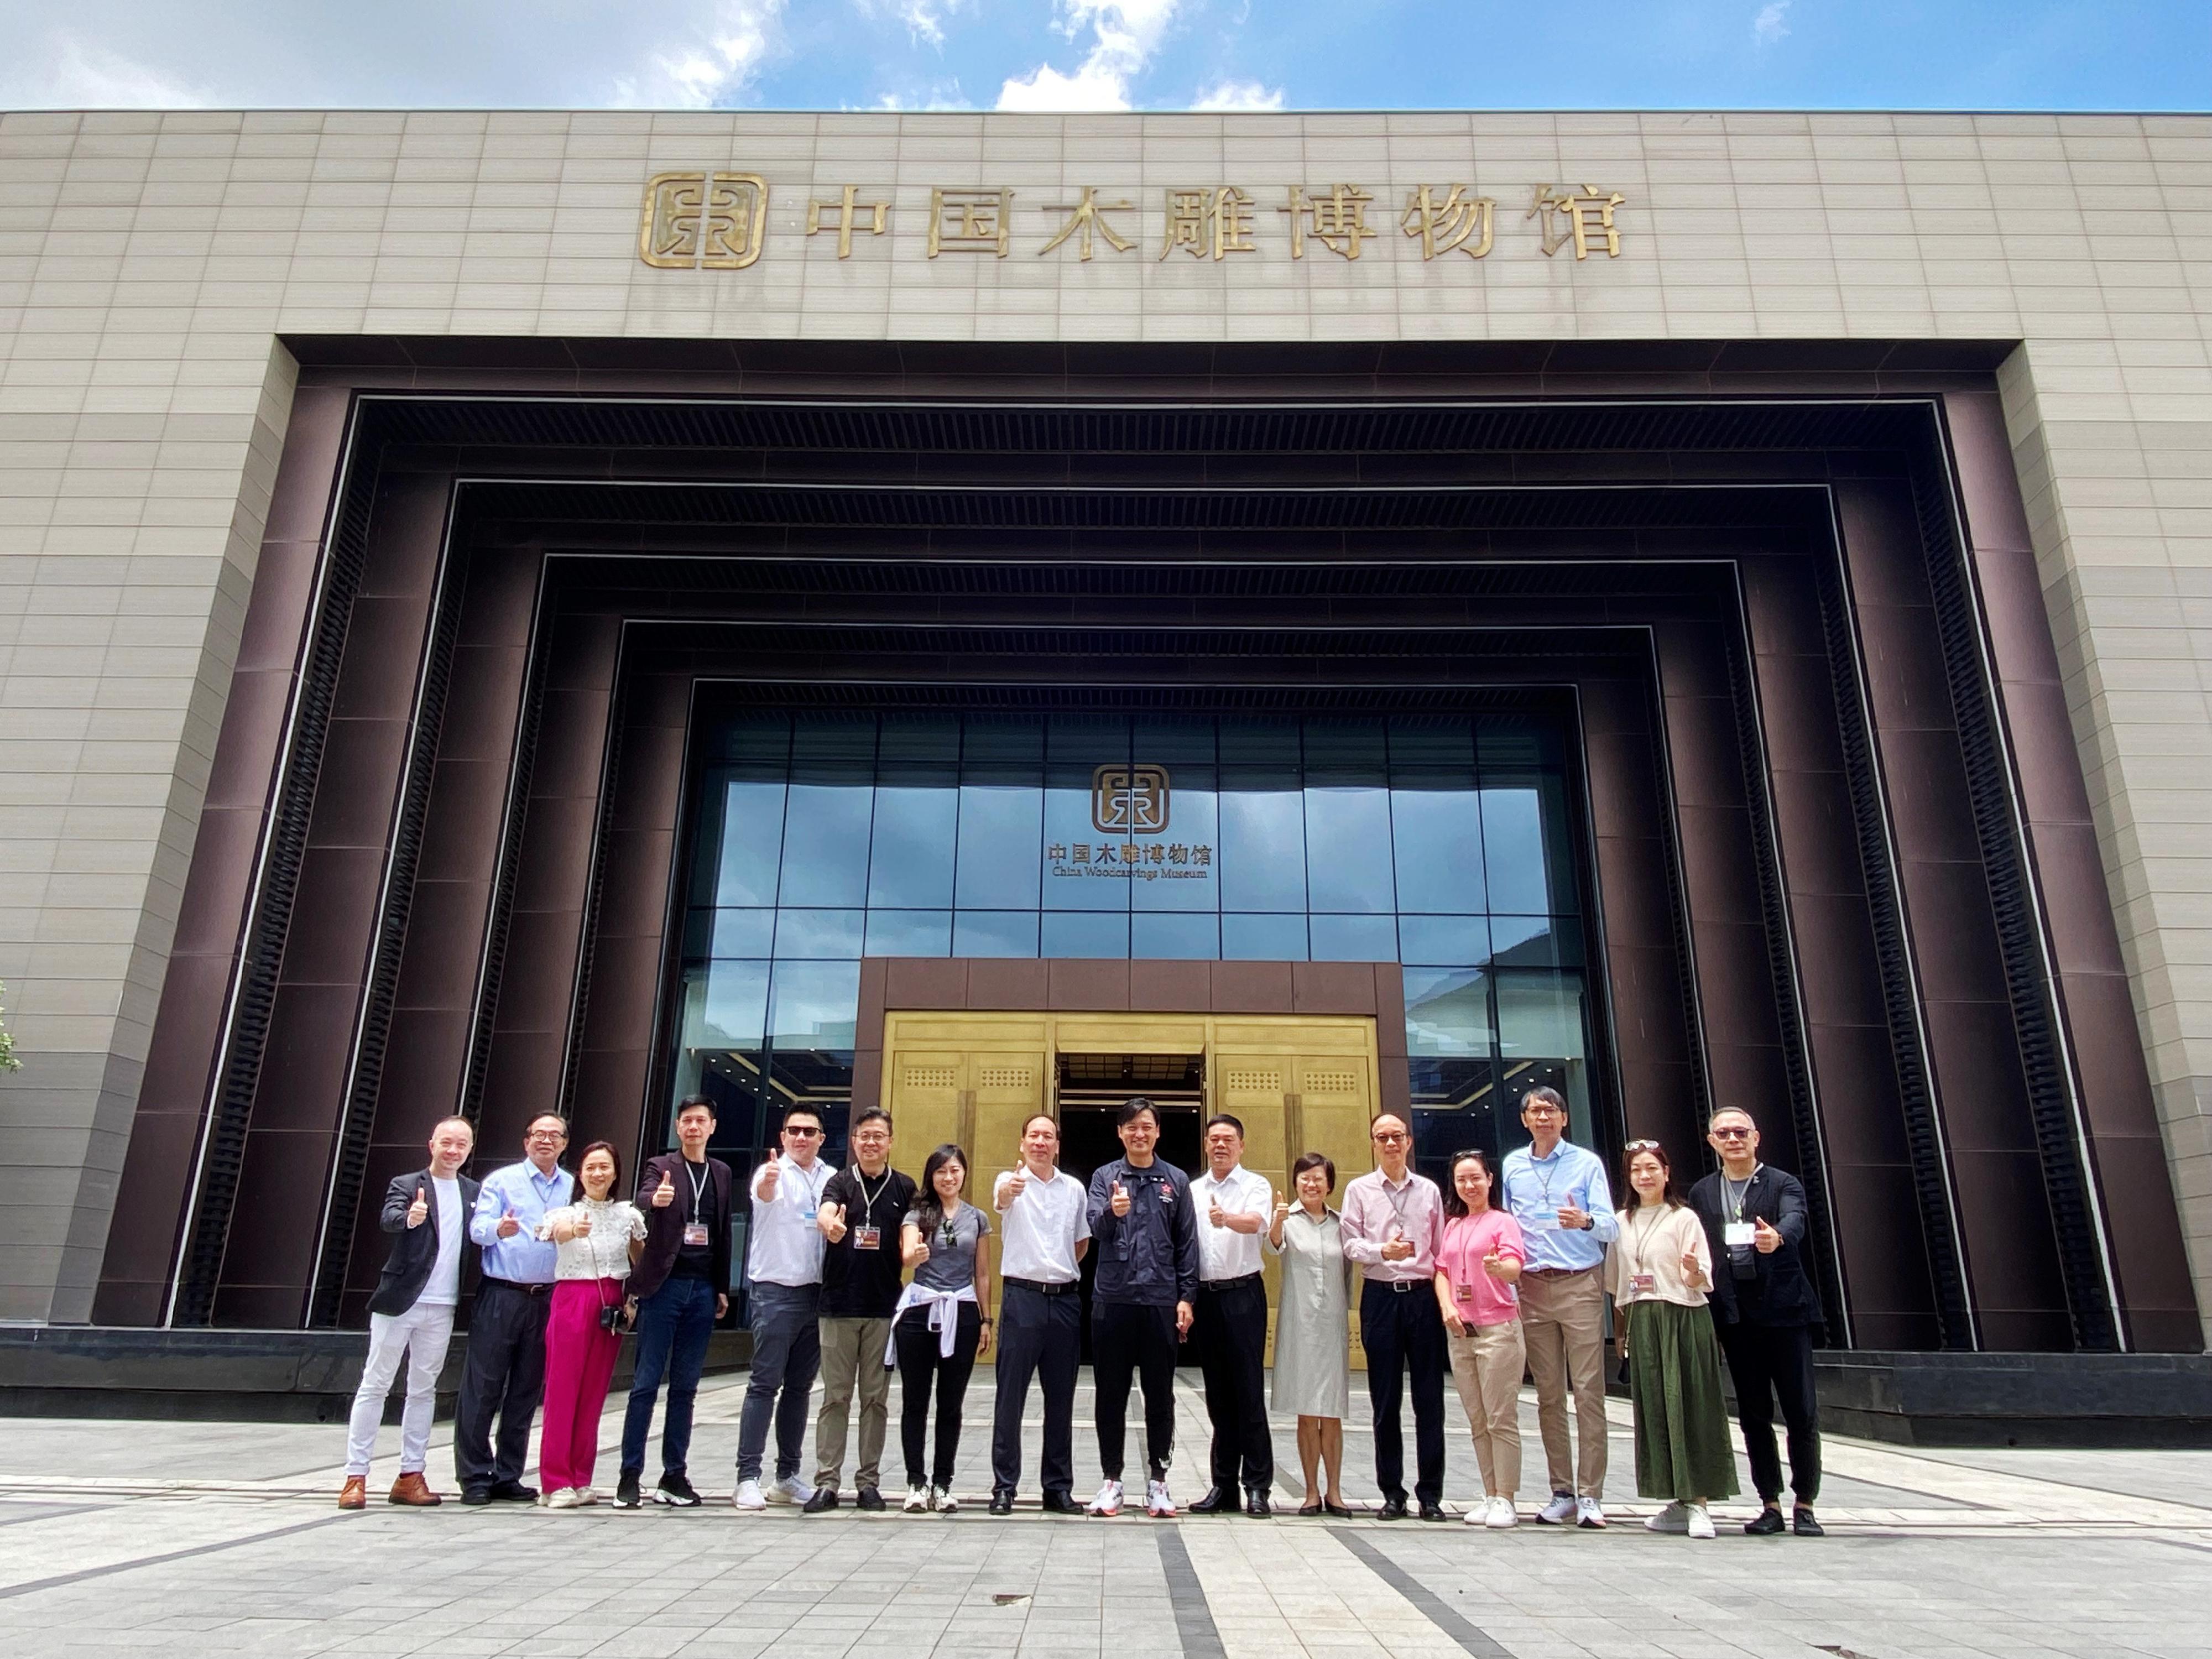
1433;1149;1526;1528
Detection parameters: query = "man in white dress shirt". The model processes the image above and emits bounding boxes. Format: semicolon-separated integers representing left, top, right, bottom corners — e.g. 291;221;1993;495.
1188;1113;1276;1517
733;1105;836;1511
987;1113;1091;1516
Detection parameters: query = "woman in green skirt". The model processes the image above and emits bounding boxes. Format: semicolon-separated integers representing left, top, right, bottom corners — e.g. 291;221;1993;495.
1607;1138;1738;1538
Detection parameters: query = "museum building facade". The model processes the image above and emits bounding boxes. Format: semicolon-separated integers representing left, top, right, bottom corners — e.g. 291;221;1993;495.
3;109;2211;1422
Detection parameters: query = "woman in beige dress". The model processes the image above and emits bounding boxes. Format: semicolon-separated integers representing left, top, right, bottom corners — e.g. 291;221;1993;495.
1266;1151;1357;1516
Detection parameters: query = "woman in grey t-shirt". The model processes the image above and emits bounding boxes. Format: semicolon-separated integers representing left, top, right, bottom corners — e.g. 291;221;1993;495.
893;1143;994;1512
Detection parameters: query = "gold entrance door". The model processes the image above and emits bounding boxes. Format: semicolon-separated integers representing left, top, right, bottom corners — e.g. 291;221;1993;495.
878;1008;1380;1365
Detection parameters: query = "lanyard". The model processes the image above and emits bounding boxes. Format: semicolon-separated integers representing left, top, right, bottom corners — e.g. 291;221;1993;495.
851;1165;890;1222
684;1159;709;1222
1723;1168;1760;1222
1380;1173;1416;1238
1623;1205;1667;1286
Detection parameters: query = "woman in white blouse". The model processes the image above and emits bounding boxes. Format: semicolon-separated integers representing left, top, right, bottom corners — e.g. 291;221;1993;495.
535;1140;646;1507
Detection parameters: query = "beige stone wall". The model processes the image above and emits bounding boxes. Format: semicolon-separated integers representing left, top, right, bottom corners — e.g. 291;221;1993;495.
1;107;2207;1328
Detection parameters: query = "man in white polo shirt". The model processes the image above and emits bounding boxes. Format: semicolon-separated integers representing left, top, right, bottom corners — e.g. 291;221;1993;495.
1188;1113;1276;1517
987;1113;1091;1516
733;1104;835;1511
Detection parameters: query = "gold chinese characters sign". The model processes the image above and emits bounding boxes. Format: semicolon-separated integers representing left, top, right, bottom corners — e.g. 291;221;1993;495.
640;174;1627;268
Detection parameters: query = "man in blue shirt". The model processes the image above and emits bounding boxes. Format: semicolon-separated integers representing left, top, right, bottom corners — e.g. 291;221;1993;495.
1499;1086;1619;1528
455;1112;575;1505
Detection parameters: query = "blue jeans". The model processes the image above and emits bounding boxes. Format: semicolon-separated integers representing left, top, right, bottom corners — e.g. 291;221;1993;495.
619;1274;717;1479
736;1281;821;1483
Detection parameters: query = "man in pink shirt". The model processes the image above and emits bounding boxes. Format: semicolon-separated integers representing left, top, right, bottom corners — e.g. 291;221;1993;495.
1339;1113;1449;1520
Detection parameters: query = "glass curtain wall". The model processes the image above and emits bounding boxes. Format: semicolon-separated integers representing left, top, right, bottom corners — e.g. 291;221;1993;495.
670;709;1596;1193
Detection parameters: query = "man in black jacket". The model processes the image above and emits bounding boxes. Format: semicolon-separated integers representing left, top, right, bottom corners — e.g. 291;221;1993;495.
1084;1097;1199;1518
613;1094;733;1509
1687;1107;1825;1537
338;1115;479;1510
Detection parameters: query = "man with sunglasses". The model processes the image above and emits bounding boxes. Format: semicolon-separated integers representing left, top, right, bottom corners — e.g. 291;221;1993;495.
734;1105;835;1511
456;1112;575;1505
1499;1086;1618;1528
1688;1107;1824;1537
1340;1112;1449;1521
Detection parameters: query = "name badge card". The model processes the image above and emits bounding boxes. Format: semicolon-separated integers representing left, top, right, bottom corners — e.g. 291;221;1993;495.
1454;1282;1474;1303
853;1224;881;1250
1530;1212;1562;1230
684;1222;710;1246
1724;1221;1756;1248
1629;1271;1656;1294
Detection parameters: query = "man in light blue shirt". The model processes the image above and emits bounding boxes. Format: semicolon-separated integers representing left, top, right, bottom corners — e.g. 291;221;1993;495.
454;1112;575;1504
1499;1086;1619;1528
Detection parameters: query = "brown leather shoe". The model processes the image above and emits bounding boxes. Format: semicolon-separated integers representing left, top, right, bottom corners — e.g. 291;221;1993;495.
388;1471;441;1507
338;1477;367;1511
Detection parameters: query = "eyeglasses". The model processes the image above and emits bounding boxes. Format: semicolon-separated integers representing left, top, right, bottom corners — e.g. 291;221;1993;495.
1712;1127;1753;1140
526;1129;565;1140
1371;1130;1408;1145
1522;1106;1562;1118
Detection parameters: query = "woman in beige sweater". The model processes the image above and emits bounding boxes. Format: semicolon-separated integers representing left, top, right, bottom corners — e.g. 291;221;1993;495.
1608;1138;1739;1538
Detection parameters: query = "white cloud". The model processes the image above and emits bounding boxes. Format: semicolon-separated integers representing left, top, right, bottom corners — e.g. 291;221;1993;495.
12;32;204;106
872;79;974;111
613;0;785;108
1190;76;1282;111
998;0;1182;111
1752;1;1791;47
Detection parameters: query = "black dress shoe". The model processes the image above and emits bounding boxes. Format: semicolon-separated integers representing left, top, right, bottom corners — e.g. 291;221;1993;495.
460;1487;493;1506
1244;1488;1271;1518
487;1481;538;1503
1376;1496;1408;1520
1040;1491;1084;1515
1188;1486;1234;1514
1297;1501;1322;1516
1322;1500;1353;1519
855;1486;886;1511
1792;1507;1825;1537
801;1486;841;1514
1417;1500;1448;1522
1744;1506;1787;1536
988;1490;1015;1516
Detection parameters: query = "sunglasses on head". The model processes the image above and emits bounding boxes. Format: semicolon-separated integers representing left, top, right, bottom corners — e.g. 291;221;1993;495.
1624;1138;1662;1152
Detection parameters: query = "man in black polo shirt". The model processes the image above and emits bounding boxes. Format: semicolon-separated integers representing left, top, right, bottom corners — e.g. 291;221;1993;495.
804;1107;917;1512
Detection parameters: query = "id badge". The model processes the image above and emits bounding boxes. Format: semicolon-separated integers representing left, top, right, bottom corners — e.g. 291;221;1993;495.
853;1224;881;1251
800;1203;817;1223
1454;1282;1474;1304
1724;1221;1756;1248
683;1222;710;1247
1530;1212;1562;1231
1629;1271;1656;1294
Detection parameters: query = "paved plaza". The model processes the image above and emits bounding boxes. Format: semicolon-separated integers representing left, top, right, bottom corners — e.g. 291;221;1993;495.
2;1369;2209;1659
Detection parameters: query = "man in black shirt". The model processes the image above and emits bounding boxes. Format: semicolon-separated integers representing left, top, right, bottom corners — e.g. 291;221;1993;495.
614;1095;732;1509
1084;1097;1199;1518
804;1107;917;1512
1687;1106;1825;1537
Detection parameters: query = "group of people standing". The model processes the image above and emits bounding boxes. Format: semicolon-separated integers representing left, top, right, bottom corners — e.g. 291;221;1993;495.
340;1086;1826;1540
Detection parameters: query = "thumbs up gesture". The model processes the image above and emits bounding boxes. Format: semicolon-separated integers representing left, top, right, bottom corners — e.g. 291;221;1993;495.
758;1158;781;1201
1681;1247;1706;1286
1481;1247;1509;1280
406;1185;429;1228
496;1206;520;1239
1272;1200;1291;1227
651;1170;676;1209
1110;1178;1130;1218
818;1201;847;1243
1753;1217;1782;1255
573;1208;593;1238
1207;1195;1226;1228
1006;1166;1028;1199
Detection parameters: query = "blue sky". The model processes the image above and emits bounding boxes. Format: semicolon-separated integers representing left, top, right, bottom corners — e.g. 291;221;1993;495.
1;0;2205;112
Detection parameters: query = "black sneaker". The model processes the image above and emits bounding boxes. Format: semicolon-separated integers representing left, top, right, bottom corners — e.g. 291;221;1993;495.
855;1486;886;1511
1744;1506;1786;1536
612;1472;643;1509
1793;1507;1825;1537
654;1472;702;1507
802;1486;841;1514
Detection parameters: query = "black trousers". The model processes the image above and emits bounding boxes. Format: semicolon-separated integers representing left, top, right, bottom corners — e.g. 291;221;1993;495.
454;1279;551;1491
1718;1318;1821;1505
1093;1300;1178;1482
1193;1277;1273;1491
992;1284;1081;1500
896;1302;981;1489
1360;1280;1447;1506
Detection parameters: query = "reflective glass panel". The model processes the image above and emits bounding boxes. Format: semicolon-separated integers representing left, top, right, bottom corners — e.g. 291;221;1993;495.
774;909;865;959
1222;912;1307;960
1397;914;1489;966
712;781;786;908
864;910;952;957
1218;774;1306;911
709;908;775;959
954;910;1040;957
766;961;861;1049
1132;911;1218;959
1403;966;1493;1057
1308;914;1397;960
1042;910;1130;958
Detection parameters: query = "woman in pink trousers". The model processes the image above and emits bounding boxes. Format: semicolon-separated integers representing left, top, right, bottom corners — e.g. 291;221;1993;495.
534;1140;647;1506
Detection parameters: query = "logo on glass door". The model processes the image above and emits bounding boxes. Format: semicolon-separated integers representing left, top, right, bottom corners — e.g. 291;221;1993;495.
1092;764;1171;833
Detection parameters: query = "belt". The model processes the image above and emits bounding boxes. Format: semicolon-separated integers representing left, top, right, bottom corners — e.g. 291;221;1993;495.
1368;1277;1422;1293
482;1276;554;1297
1522;1264;1599;1280
1004;1276;1079;1296
1199;1273;1263;1292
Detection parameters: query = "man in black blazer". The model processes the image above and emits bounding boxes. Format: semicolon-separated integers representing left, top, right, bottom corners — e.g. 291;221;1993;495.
1688;1107;1825;1537
339;1115;480;1510
612;1094;733;1509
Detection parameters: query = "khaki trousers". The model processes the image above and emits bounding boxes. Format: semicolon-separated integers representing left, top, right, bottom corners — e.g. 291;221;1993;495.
1516;1266;1609;1498
1446;1319;1526;1498
814;1315;892;1491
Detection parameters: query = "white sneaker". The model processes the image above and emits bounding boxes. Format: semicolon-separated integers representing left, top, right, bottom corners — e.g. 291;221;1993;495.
1486;1496;1518;1529
1146;1480;1175;1518
767;1475;814;1506
1687;1503;1715;1540
572;1486;597;1507
1536;1491;1578;1525
1088;1479;1124;1516
904;1484;930;1513
732;1478;767;1511
933;1484;959;1515
1576;1496;1607;1529
1644;1501;1689;1533
546;1486;582;1510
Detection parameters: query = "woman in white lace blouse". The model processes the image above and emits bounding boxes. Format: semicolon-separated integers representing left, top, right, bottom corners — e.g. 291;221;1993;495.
534;1140;647;1507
